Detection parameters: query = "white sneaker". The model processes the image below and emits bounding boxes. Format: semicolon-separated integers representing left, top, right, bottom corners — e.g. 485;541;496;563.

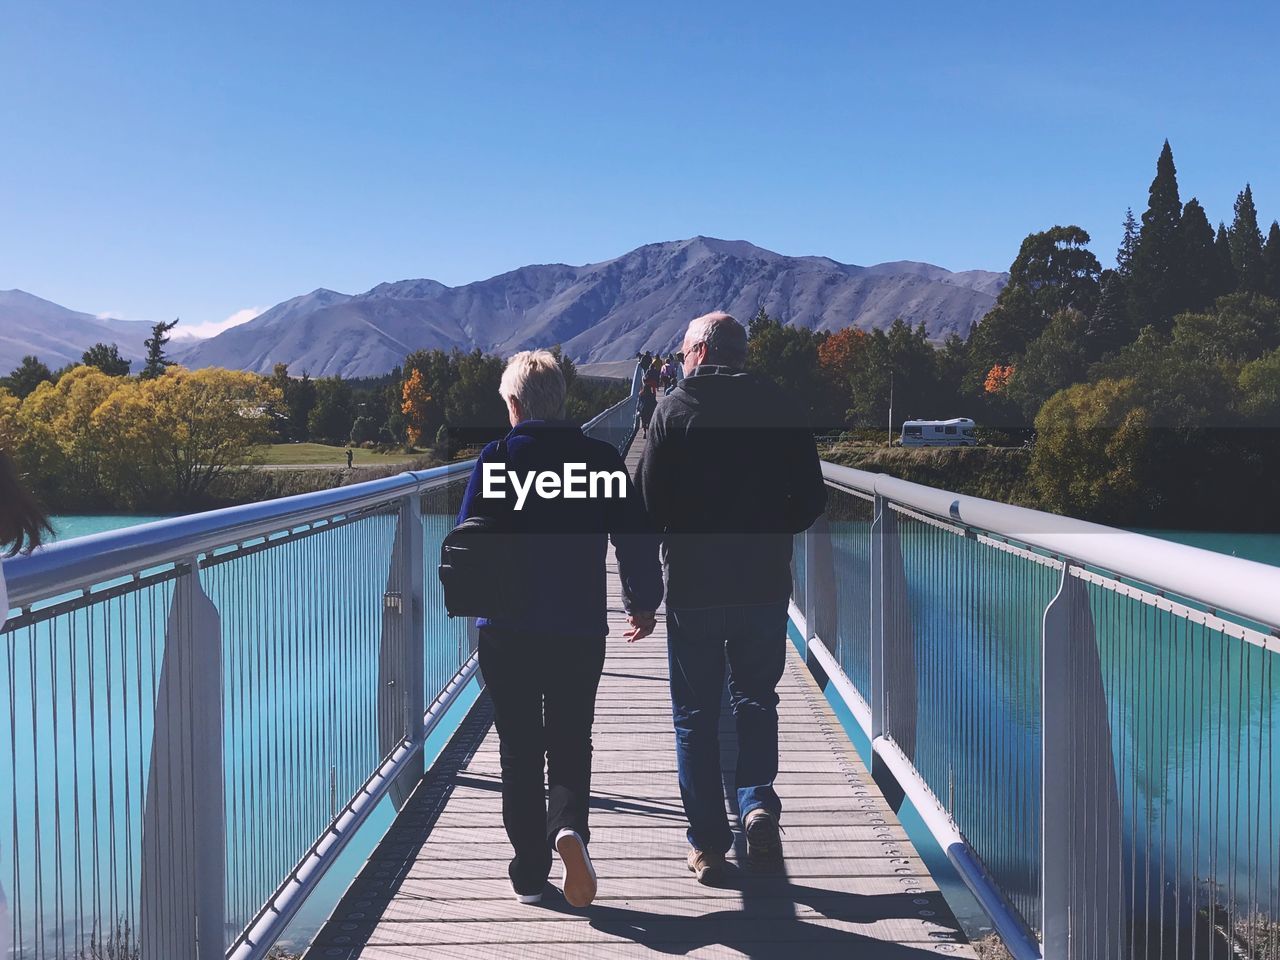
555;828;598;908
515;889;543;905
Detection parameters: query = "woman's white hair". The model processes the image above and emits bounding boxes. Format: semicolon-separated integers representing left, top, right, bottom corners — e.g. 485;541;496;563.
499;349;567;421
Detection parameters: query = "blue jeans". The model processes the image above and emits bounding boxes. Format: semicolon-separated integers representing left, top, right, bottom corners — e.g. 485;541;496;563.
667;601;789;855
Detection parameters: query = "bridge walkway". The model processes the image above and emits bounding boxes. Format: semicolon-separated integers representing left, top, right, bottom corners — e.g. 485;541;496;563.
305;434;972;959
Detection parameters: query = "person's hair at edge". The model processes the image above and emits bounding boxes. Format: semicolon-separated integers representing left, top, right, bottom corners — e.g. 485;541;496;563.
499;349;567;421
684;311;748;369
0;451;52;557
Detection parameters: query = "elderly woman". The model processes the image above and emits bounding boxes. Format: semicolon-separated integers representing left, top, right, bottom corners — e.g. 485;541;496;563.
457;350;662;908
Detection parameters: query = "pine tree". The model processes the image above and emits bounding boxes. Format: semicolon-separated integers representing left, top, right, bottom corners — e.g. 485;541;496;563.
141;318;180;379
1116;207;1139;276
1230;184;1266;293
1215;223;1237;299
81;342;131;376
1264;221;1280;301
2;355;53;398
1127;140;1184;329
1085;270;1131;360
1179;198;1219;312
748;306;774;338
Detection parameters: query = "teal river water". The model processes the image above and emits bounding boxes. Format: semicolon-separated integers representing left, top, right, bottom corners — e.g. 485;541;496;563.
29;515;1280;950
47;514;1280;564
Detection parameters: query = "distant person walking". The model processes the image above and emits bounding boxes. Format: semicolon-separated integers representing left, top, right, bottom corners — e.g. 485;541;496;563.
345;448;354;469
0;450;52;960
636;382;658;437
636;312;826;884
643;359;660;393
455;350;661;907
660;355;678;394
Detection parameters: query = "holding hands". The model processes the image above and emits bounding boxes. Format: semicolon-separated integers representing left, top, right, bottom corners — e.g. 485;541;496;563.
624;611;657;642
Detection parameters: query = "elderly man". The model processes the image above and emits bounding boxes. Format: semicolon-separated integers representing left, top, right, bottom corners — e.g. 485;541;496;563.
636;312;826;883
457;349;662;907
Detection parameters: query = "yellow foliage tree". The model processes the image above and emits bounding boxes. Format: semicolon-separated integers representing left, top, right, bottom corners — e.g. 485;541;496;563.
18;365;126;502
401;368;436;447
1031;378;1151;522
0;389;20;454
92;366;281;506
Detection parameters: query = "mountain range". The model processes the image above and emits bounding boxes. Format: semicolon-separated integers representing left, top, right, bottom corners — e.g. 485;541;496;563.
0;289;152;374
1;238;1007;378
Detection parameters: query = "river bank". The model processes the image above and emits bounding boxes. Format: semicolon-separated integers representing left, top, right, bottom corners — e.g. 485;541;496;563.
821;441;1037;508
822;440;1280;533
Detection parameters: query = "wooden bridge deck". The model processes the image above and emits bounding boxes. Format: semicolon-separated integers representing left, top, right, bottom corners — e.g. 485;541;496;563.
305;434;972;959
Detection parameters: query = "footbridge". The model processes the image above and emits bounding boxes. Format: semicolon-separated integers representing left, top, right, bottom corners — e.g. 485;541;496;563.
3;381;1279;959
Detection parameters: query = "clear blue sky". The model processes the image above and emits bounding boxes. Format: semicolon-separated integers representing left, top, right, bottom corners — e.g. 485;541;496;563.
3;0;1278;335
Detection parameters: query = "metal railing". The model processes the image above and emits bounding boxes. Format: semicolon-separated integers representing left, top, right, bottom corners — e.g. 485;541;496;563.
0;390;638;960
795;462;1280;959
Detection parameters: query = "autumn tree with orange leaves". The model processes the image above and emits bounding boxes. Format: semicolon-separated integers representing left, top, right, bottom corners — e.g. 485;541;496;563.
984;364;1015;394
401;368;438;447
817;327;868;386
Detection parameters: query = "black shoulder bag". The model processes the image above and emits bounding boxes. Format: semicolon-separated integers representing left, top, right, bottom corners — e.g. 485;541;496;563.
438;441;526;619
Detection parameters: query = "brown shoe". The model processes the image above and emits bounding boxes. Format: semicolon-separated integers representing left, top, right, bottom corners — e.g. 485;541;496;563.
744;808;783;865
687;846;727;885
555;830;598;908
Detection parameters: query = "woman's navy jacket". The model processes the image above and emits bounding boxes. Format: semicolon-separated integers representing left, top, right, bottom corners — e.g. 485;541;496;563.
456;419;662;637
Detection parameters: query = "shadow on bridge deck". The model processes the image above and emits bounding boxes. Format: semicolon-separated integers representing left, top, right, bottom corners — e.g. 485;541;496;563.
303;435;972;959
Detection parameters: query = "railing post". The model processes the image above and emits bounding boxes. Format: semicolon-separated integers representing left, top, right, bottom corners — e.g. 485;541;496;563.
870;495;886;743
803;514;837;688
140;560;225;960
868;495;917;811
1041;565;1124;960
379;495;426;811
402;493;426;738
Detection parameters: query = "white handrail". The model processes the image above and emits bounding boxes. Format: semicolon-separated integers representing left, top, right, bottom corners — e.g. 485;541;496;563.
822;461;1280;629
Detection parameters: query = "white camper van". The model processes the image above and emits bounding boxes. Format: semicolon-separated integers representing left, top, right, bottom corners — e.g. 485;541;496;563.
899;418;977;447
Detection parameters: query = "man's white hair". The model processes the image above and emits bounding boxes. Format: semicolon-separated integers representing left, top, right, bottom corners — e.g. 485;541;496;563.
499;349;566;421
683;311;748;368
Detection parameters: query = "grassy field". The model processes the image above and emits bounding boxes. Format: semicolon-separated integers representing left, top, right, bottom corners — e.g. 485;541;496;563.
257;443;419;466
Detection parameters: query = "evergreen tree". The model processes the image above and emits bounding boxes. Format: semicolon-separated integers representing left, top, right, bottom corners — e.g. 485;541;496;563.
2;355;53;398
1005;309;1089;420
1230;184;1266;293
1215;223;1237;298
81;342;131;376
1116;207;1139;276
1264;221;1280;301
307;376;354;443
266;363;293;439
141;318;180;379
285;372;317;441
748;306;773;339
1179;198;1220;312
964;225;1100;397
443;350;508;433
1127;140;1184;329
382;364;406;443
1085;271;1131;360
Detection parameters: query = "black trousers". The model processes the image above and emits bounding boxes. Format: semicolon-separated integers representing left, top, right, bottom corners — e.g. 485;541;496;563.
477;625;606;892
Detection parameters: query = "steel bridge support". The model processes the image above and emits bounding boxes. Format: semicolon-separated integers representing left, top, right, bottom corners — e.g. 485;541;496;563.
1041;565;1125;960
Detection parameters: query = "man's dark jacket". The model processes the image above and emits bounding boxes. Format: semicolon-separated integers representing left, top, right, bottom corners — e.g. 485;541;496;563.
635;366;827;609
457;419;662;637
